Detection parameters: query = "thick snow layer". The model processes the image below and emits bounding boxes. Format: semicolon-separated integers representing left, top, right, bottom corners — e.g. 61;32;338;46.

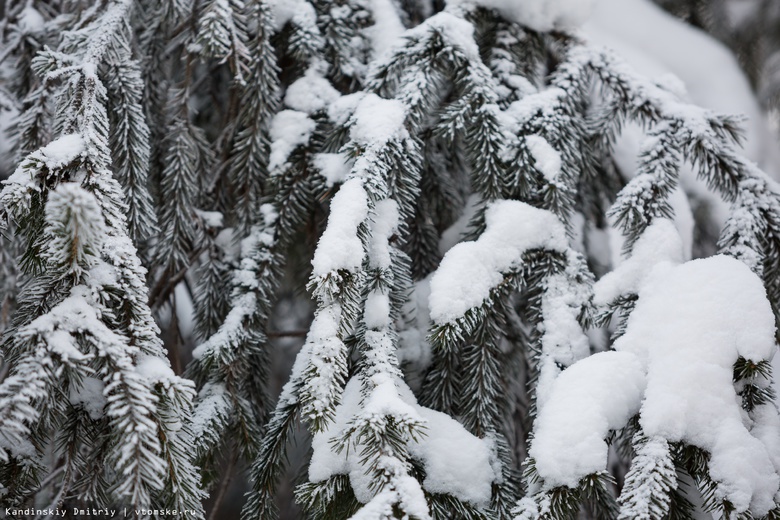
309;379;498;507
364;292;391;332
32;134;85;171
409;405;497;506
311;178;369;276
533;256;780;514
285;68;340;114
535;254;592;407
349;94;407;147
313;153;351;187
594;219;685;307
530;351;646;488
136;354;176;385
616;256;779;514
268;110;316;172
328;93;366;127
368;199;399;270
429;200;568;324
365;0;405;58
447;0;594;32
267;0;317;32
525;135;562;185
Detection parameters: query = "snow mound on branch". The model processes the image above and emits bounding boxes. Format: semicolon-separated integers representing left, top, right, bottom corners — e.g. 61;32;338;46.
365;0;405;57
429;200;567;324
285;68;340;114
36;133;85;170
269;110;315;171
410;405;497;506
447;0;594;32
525;135;562;184
533;256;780;515
349;94;407;146
616;255;779;515
530;350;646;488
309;378;498;507
267;0;316;32
594;219;685;306
311;178;369;275
313;153;351;187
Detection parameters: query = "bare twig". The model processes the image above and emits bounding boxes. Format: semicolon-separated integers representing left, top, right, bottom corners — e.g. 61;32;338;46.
207;450;239;520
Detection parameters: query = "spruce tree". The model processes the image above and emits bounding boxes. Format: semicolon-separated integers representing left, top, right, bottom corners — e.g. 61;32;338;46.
1;0;780;519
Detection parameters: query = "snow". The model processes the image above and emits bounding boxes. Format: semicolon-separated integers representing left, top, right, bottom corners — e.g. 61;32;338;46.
751;404;780;476
309;378;498;508
313;153;351;187
39;183;106;277
368;199;399;270
409;405;497;507
191;382;231;440
616;255;775;375
397;278;433;372
614;256;779;514
17;6;45;34
505;88;564;129
400;12;480;62
530;350;647;488
328;93;366;127
195;209;223;229
136;354;177;385
69;377;107;420
593;219;685;307
365;0;405;58
429;200;568;324
446;0;594;32
284;68;340;114
45;329;89;364
267;0;317;32
22;286;127;357
525;135;562;185
364;292;391;330
607;128;695;264
38;134;86;170
349;94;407;147
268;110;316;172
192;293;257;360
533;256;780;514
535;254;592;407
311;178;369;276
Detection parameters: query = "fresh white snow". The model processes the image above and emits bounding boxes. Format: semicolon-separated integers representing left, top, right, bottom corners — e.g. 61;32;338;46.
446;0;594;32
269;110;316;172
311;178;369;276
429;200;568;324
534;255;780;515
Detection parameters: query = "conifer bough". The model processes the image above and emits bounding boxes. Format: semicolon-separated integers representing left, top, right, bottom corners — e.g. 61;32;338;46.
1;0;780;519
